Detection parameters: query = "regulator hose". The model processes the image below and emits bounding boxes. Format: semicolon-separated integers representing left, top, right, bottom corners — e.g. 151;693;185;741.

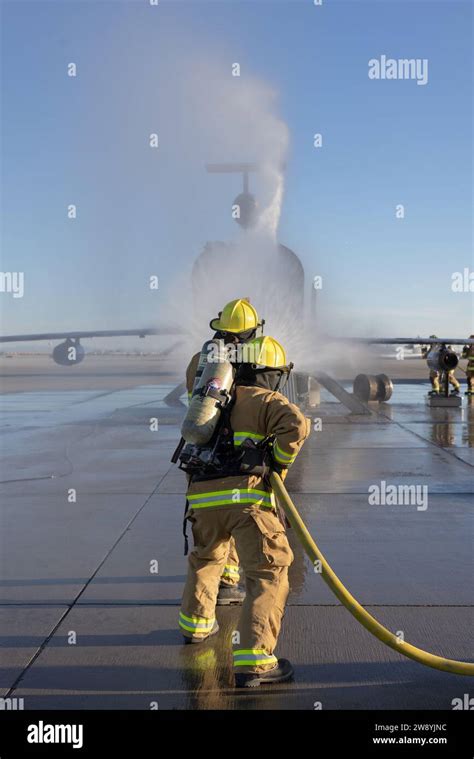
270;472;474;676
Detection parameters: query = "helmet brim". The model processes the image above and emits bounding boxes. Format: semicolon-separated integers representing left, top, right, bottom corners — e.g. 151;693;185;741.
210;317;260;334
252;363;292;372
210;317;230;332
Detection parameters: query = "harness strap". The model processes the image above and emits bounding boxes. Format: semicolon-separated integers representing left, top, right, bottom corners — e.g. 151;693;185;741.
183;499;190;556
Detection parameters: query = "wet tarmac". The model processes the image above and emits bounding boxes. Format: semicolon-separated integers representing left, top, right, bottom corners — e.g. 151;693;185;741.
0;361;472;710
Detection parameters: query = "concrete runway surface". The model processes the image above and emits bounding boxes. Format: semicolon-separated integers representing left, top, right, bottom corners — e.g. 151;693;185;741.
0;356;472;710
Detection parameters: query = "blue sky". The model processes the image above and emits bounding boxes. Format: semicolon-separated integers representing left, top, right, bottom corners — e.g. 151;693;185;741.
1;0;472;344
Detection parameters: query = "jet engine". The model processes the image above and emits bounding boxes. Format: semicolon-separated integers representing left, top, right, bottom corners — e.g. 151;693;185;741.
427;347;458;372
52;338;85;366
232;191;258;229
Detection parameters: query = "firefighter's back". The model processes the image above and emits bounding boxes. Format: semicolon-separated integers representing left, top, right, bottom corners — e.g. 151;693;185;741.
186;385;308;510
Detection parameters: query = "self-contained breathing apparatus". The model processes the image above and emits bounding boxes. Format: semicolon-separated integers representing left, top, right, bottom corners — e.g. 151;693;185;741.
172;337;279;482
171;336;291;552
179;426;277;482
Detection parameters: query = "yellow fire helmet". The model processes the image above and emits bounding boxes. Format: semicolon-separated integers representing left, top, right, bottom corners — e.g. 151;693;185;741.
210;298;261;334
244;335;287;369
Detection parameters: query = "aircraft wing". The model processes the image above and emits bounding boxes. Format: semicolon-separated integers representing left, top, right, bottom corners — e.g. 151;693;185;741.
0;327;187;343
348;337;474;346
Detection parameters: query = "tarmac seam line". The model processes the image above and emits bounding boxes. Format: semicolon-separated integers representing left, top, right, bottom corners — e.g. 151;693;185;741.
3;465;174;698
375;408;474;469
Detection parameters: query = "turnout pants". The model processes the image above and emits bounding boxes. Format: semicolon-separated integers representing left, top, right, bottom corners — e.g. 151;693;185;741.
429;369;440;392
430;370;460;392
187;473;240;587
447;370;460;390
180;504;293;673
221;537;240;587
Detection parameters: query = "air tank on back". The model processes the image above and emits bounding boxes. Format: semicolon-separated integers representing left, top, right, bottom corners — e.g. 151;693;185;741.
181;339;235;446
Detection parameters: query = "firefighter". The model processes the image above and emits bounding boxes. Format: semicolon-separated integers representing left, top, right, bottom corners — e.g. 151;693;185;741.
422;337;460;395
444;344;461;394
421;336;441;395
179;335;310;688
186;298;263;399
462;335;474;395
185;298;264;606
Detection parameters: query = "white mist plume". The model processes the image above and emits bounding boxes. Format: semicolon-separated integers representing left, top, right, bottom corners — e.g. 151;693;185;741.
255;162;286;241
181;59;289;240
160;56;296;358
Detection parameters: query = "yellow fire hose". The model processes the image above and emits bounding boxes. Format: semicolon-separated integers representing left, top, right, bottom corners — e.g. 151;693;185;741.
270;472;474;676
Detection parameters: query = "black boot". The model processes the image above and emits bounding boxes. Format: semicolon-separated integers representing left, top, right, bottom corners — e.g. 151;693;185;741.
235;658;294;688
183;620;219;645
216;584;245;605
